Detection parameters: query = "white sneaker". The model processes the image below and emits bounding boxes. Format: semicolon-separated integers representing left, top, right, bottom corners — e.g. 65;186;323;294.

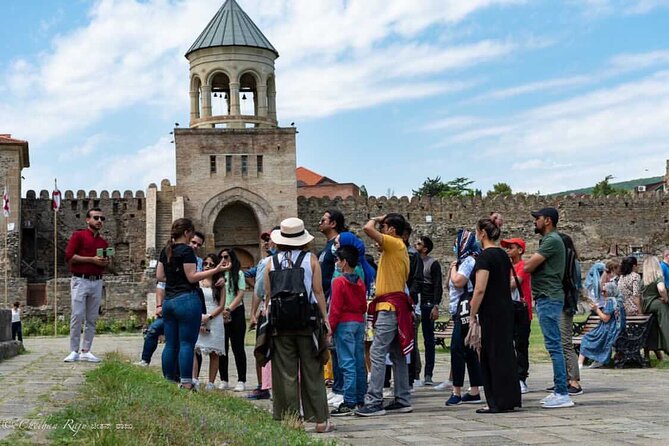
79;352;101;363
328;393;344;407
540;393;556;405
413;379;424;387
133;360;149;367
382;388;394;399
234;382;246;392
218;381;230;390
326;390;336;400
542;393;574;409
434;380;452;391
205;382;216;391
519;380;528;394
63;351;79;362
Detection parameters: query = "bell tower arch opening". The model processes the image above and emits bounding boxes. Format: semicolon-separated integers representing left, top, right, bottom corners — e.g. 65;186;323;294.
211;72;231;119
213;201;260;267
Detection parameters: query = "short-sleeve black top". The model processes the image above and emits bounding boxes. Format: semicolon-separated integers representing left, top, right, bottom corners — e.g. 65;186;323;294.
473;247;513;318
159;243;197;298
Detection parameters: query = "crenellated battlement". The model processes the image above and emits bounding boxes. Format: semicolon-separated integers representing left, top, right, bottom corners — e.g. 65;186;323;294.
26;189;146;200
298;191;667;209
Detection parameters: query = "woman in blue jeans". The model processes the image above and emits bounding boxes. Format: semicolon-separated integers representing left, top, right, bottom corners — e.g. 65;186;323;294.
156;218;225;389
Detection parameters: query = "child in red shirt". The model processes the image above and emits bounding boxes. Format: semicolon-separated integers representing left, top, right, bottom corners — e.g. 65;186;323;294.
329;245;368;416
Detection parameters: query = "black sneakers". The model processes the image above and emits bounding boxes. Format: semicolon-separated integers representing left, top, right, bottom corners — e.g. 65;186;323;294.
383;401;413;413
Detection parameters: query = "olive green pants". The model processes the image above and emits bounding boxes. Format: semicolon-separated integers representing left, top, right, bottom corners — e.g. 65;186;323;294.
271;333;329;423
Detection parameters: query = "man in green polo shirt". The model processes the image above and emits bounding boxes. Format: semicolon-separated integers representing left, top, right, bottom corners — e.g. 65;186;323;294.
524;207;574;409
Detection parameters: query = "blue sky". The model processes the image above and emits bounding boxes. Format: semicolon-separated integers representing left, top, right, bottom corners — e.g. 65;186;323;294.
2;0;669;197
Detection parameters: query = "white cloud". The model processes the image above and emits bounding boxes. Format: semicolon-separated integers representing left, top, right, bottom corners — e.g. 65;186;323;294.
574;0;669;15
94;136;176;191
0;0;524;151
435;70;669;192
58;133;110;162
467;49;669;103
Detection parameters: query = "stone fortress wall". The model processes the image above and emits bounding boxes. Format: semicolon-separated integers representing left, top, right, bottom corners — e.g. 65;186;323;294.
299;192;669;269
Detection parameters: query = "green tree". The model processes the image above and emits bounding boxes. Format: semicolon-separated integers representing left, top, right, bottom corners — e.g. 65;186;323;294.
359;185;368;198
412;176;475;198
592;175;627;197
487;182;513;197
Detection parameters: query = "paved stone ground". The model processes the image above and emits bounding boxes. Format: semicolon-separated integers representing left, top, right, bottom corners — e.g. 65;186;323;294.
1;334;668;445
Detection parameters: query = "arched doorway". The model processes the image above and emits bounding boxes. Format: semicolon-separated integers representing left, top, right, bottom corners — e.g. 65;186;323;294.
213;201;260;268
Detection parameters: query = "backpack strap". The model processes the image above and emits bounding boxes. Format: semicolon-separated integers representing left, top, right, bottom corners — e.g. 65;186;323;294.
272;254;281;271
294;250;308;269
509;257;523;300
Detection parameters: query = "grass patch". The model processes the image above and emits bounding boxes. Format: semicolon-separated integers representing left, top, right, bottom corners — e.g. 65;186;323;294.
44;353;331;446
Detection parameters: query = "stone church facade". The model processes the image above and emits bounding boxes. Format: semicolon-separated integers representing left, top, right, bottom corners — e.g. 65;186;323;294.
1;0;669;321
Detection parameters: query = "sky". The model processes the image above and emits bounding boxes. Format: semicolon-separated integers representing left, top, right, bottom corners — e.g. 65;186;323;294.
2;0;669;197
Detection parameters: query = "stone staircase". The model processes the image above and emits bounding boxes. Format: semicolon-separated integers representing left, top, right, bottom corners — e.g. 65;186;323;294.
155;193;174;251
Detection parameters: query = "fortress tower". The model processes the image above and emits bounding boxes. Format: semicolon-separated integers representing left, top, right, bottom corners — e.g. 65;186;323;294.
146;0;297;267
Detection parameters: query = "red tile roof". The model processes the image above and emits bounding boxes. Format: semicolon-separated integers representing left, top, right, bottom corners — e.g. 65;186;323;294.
296;166;325;186
0;134;28;145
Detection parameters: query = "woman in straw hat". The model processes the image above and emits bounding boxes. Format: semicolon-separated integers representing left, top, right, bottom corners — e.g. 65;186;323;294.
264;217;335;433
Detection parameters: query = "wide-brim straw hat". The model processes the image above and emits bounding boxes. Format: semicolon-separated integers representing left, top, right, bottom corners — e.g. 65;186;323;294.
270;217;314;246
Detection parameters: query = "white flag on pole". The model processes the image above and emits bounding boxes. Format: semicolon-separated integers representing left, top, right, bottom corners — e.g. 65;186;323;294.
52;179;61;212
2;186;9;217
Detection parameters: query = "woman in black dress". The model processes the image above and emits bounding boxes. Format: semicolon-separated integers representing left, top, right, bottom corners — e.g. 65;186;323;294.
468;217;521;413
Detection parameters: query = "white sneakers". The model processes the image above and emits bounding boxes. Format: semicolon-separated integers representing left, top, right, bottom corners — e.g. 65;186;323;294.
205;382;216;391
218;381;245;391
64;351;101;363
541;393;574;409
63;351;79;362
434;380;452;391
520;380;529;394
79;351;101;362
133;360;149;367
328;393;344;407
413;379;424;388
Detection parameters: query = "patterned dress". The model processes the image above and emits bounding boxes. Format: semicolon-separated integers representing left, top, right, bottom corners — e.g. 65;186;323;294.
195;287;225;356
580;298;624;364
618;272;641;316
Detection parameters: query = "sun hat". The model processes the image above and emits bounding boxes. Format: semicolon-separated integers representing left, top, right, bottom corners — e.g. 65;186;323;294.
270;217;314;246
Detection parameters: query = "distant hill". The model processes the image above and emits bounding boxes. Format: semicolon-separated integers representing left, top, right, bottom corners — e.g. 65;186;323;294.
552;176;664;196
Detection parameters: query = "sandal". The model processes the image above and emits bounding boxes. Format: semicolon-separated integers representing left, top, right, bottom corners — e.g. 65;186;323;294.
316;419;336;433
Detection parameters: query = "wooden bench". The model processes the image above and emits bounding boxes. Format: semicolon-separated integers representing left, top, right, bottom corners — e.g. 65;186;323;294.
572;313;654;368
434;319;454;350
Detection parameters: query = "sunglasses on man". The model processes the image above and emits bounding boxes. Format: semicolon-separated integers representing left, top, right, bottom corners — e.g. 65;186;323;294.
91;215;106;222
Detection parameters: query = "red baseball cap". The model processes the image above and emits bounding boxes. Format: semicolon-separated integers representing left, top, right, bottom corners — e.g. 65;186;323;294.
501;238;526;253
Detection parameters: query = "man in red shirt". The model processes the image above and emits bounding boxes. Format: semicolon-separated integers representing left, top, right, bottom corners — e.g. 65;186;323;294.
63;208;109;363
501;237;532;394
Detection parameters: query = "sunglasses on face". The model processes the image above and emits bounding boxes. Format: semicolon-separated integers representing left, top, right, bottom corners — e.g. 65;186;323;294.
221;255;230;260
91;216;106;222
203;261;215;267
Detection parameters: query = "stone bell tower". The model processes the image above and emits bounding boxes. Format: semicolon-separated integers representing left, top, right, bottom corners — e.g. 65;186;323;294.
147;0;297;267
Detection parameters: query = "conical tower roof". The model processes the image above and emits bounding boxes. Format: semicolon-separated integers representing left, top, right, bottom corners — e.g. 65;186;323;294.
186;0;278;58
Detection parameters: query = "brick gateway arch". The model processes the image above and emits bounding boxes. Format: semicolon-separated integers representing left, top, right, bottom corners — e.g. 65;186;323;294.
213;201;259;268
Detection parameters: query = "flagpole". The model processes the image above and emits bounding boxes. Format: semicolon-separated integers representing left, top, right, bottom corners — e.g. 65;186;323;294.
54;206;58;336
4;215;7;306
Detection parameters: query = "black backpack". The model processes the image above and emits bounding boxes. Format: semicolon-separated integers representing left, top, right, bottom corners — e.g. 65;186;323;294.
269;251;313;330
558;233;579;315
